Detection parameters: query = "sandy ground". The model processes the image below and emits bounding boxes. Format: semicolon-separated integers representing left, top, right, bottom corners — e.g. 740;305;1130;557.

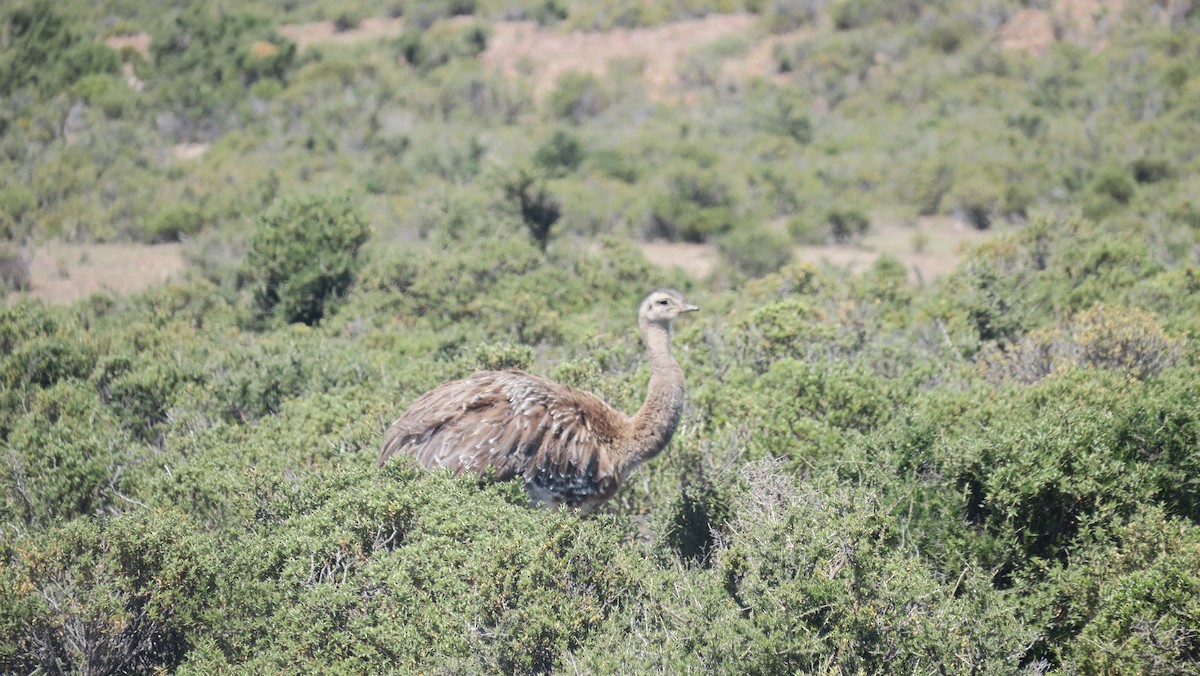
483;15;761;99
278;17;406;48
6;242;186;306
640;216;992;282
795;216;994;282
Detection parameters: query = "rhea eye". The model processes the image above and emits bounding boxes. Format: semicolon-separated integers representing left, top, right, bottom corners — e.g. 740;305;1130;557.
657;299;669;305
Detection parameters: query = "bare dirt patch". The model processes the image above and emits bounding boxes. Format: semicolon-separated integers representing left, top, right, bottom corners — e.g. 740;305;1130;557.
104;32;151;58
997;0;1126;54
721;30;809;84
639;217;991;283
278;17;405;49
482;14;760;100
795;216;992;282
996;10;1057;55
640;241;720;279
172;143;211;160
6;242;187;306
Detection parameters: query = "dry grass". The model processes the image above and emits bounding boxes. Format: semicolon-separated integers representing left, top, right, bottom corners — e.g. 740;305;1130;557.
4;242;186;306
640;216;991;282
278;17;405;48
640;241;719;279
794;215;993;282
481;15;761;100
171;143;210;160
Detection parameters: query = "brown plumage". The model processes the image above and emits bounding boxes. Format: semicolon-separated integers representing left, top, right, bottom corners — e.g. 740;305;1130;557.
378;289;698;511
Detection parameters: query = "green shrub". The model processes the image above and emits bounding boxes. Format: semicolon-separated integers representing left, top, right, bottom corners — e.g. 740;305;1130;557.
1165;197;1200;231
1082;192;1121;222
473;517;638;672
0;185;36;241
0;3;119;97
528;0;569;25
1;383;126;525
202;332;370;424
858;253;912;305
2;332;95;390
332;11;363;32
1130;156;1172;184
748;357;893;457
406;0;479;30
900;160;953;216
0;243;30;293
565;0;668;30
0;512;218;673
940;219;1173;349
533;128;585;177
546;71;610;123
144;203;207;243
586;149;642;183
394;20;489;72
1111;369;1200;523
1090;167;1136;205
660;476;734;565
150;8;296;119
1056;231;1162;310
785;214;823;244
718;226;793;278
738;296;830;357
70;73;132;118
472;342;535;371
500;167;561;251
884;366;1200;585
395;29;427;67
93;349;203;444
1020;507;1200;671
649;165;736;242
751;85;814;144
678;35;749;88
711;465;1030;672
926;22;963;53
947;174;1002;229
978;304;1184;385
760;0;822;33
344;233;614;346
243;194;371;327
830;0;924;30
825;207;870;242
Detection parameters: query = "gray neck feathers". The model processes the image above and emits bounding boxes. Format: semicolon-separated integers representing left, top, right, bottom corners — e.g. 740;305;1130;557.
624;319;685;474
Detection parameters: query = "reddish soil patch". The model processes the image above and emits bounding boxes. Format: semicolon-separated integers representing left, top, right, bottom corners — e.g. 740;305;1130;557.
482;14;760;100
278;17;405;49
996;10;1057;55
6;242;186;306
997;0;1126;54
722;29;811;84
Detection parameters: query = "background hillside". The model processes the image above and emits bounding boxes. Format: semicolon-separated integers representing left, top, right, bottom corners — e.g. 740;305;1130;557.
2;0;1199;672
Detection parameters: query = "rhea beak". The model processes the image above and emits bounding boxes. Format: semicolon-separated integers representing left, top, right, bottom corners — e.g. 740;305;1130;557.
681;304;699;313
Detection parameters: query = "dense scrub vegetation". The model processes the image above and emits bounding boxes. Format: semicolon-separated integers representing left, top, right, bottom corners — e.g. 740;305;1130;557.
4;0;1200;672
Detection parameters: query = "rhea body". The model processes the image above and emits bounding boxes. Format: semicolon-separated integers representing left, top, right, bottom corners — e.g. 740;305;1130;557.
378;289;697;511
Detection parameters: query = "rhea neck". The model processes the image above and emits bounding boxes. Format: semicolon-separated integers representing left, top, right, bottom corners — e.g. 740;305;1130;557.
624;316;686;472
